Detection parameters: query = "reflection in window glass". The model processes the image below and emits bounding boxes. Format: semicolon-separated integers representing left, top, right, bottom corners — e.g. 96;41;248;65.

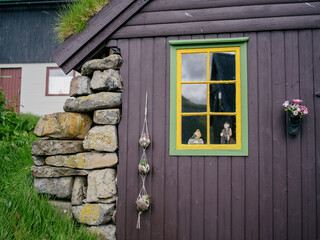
210;115;236;144
182;84;207;112
182;53;207;82
210;83;235;112
182;115;207;144
210;52;235;81
47;68;73;95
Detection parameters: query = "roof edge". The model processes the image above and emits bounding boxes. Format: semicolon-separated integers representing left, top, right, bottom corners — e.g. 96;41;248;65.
52;0;152;73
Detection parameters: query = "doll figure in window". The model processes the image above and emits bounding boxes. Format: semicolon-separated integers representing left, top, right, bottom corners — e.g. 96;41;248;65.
220;122;232;144
188;129;204;145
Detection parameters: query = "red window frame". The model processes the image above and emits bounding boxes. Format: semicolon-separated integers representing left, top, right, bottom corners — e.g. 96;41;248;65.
45;67;75;96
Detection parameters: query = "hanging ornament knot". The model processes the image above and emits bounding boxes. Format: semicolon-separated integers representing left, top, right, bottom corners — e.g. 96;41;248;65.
136;211;142;229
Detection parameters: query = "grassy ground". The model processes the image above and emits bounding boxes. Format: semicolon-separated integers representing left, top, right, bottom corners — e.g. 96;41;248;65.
55;0;110;42
0;113;98;240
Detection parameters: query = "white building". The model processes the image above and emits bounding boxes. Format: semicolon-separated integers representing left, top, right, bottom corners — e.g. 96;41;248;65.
0;0;75;115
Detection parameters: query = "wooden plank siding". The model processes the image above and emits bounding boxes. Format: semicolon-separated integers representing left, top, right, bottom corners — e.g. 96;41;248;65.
127;3;320;26
115;29;320;240
313;29;320;240
111;2;320;39
142;0;320;12
52;0;320;73
312;30;320;240
0;5;64;64
112;15;320;39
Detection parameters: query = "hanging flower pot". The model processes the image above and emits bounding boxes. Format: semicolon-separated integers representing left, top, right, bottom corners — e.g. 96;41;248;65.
138;161;150;175
136;194;150;229
283;99;308;136
139;132;151;149
136;194;150;212
138;151;150;175
287;115;301;136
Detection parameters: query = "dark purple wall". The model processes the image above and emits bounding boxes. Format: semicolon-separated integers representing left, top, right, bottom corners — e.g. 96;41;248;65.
111;29;320;240
103;1;320;239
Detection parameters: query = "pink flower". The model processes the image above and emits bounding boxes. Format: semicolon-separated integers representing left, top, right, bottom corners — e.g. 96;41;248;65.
301;106;308;115
292;99;303;104
293;110;298;116
282;101;289;107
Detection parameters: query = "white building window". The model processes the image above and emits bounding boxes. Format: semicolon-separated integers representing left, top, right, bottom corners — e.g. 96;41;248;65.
46;67;74;96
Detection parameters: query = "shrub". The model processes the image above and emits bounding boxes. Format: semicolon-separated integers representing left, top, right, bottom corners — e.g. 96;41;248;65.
0;91;39;145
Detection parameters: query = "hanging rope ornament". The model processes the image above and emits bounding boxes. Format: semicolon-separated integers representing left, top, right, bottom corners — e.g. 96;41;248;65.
136;92;151;229
136;175;150;229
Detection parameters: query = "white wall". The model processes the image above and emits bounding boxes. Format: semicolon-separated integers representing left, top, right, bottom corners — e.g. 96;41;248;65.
0;63;70;116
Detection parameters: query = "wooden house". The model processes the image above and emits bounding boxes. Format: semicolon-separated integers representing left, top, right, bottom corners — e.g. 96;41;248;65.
53;0;320;239
0;0;76;114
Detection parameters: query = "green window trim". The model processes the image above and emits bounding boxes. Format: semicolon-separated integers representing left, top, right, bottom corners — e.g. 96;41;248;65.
169;37;249;156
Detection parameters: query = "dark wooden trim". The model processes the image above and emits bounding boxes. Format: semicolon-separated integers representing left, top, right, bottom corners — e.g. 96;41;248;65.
111;15;320;39
299;29;317;240
142;0;320;12
312;29;320;240
285;30;302;240
127;2;320;26
45;67;74;96
271;30;287;240
52;0;152;73
243;31;259;240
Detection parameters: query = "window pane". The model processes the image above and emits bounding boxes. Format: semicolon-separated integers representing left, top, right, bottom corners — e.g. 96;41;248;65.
181;53;207;82
48;68;73;95
182;115;207;144
182;84;207;112
210;83;235;112
210;52;235;81
210;115;236;144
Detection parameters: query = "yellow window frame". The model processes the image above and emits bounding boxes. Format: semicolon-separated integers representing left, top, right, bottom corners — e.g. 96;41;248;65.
176;47;241;150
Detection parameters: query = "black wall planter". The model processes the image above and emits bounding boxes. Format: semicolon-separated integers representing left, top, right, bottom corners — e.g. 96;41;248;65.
287;114;301;136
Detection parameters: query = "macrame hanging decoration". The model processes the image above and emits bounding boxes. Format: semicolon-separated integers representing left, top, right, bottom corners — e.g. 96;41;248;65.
136;92;151;229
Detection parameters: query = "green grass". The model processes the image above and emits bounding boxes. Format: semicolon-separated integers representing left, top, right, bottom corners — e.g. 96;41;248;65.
55;0;110;42
16;113;40;129
0;113;98;240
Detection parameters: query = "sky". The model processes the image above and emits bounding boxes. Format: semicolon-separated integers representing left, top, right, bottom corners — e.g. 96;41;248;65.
181;52;235;105
181;53;207;105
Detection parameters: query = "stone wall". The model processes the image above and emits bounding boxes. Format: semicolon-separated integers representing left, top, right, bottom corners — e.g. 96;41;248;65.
31;50;123;240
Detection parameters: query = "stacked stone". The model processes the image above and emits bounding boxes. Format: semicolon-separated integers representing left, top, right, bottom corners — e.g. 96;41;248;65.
31;51;123;240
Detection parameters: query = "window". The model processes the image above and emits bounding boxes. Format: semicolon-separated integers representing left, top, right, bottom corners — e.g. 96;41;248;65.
46;67;74;96
169;37;249;156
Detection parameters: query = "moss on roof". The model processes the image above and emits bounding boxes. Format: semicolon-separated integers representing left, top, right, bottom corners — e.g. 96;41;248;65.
55;0;110;42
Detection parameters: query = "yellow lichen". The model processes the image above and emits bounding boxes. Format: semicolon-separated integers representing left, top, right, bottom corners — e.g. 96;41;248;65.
67;154;86;168
80;205;100;224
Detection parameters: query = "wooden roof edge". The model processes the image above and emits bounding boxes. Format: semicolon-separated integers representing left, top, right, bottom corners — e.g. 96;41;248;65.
52;0;151;73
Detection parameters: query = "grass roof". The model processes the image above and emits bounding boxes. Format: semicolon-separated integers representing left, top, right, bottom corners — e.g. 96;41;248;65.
55;0;110;42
